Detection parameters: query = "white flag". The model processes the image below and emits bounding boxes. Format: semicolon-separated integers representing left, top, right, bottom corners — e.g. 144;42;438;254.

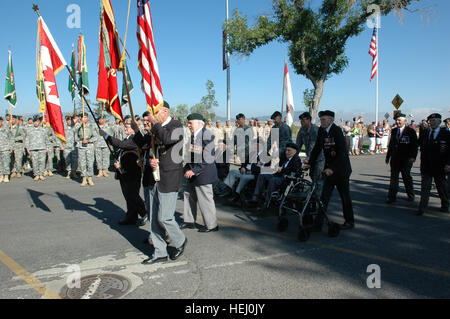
284;61;295;126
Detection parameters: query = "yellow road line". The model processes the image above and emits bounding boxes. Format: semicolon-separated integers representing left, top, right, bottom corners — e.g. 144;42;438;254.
0;250;61;299
216;219;450;278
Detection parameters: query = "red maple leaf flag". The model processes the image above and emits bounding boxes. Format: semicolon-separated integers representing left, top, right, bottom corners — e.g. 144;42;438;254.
38;16;67;143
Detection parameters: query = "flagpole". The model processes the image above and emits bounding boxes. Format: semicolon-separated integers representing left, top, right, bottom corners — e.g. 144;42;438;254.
281;59;286;114
375;21;379;125
9;103;13;130
226;0;231;121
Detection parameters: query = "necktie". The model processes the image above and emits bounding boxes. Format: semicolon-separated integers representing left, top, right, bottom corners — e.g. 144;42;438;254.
429;129;435;141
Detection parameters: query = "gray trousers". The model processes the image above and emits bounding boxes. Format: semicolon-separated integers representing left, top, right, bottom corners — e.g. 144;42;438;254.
0;151;11;175
31;150;46;176
419;173;449;211
95;147;110;171
183;183;218;230
12;144;24;173
149;185;186;259
224;170;255;194
63;148;77;171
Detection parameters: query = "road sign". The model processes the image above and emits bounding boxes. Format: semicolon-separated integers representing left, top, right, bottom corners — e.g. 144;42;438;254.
384;113;390;120
392;94;404;110
393;110;402;119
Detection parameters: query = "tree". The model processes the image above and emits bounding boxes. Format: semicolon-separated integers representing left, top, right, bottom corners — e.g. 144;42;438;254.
303;88;315;111
171;104;190;125
190;80;219;121
224;0;421;122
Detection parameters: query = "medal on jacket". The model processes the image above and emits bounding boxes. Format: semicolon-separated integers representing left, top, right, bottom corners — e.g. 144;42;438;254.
440;140;447;153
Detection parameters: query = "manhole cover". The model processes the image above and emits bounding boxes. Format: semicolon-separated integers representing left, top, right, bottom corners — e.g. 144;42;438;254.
60;274;131;299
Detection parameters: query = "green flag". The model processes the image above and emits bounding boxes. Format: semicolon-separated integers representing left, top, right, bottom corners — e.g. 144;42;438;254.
77;34;90;96
68;47;77;101
121;61;134;106
4;50;17;107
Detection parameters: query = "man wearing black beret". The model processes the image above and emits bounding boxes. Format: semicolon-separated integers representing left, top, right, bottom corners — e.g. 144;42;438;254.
385;113;418;204
131;101;187;265
267;110;292;163
304;110;355;230
182;113;219;232
417;113;449;215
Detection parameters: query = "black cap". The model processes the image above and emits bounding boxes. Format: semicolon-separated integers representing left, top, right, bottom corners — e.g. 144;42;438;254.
427;113;442;121
318;110;335;118
299;112;311;120
124;115;131;120
236;113;245;120
187;113;205;122
394;112;406;120
271;111;282;120
65;115;73;120
285;142;299;152
142;111;151;118
163;101;170;109
33;115;41;122
0;116;3;121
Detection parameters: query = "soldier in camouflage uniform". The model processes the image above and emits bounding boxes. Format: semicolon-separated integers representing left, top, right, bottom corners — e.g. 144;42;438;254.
0;117;13;183
44;124;57;177
25;116;49;181
76;113;97;187
10;115;26;178
94;115;112;178
62;116;77;179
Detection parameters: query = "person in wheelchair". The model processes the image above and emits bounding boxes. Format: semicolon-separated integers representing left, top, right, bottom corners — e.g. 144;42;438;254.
246;143;302;212
219;149;268;206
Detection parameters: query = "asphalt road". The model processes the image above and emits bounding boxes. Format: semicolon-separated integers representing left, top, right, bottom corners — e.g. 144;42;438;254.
0;154;449;300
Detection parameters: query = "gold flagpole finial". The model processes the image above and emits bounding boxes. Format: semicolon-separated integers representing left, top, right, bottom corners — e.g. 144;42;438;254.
32;4;41;17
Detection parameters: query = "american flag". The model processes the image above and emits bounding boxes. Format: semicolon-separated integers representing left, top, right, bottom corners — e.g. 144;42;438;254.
369;27;378;81
137;0;164;115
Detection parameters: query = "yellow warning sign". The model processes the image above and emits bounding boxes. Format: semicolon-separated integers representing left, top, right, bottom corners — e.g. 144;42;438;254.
392;94;404;110
393;110;402;119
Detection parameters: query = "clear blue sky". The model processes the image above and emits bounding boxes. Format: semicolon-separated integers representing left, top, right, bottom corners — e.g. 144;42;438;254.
1;0;449;122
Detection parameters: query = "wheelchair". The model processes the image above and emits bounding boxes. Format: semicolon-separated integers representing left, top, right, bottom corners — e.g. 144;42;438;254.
276;172;340;242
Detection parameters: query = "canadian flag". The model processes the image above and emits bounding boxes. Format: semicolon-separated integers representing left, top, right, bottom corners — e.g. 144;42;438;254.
284;61;295;127
38;16;67;143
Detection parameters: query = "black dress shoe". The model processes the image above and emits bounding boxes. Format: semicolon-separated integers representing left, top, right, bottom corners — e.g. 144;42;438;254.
142;256;168;265
385;198;396;204
170;238;187;261
416;210;425;216
198;226;219;233
119;218;137;225
340;222;354;230
406;196;415;202
311;224;323;232
440;206;449;213
137;216;148;227
180;222;195;230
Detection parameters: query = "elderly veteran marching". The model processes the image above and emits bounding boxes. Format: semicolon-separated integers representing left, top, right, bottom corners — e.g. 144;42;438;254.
417;113;450;215
181;113;219;232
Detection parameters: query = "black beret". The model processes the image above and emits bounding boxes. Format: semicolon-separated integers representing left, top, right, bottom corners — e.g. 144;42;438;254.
142;111;151;118
0;116;3;121
285;142;299;152
65;115;73;120
427;113;441;121
163;101;170;109
394;112;406;120
271;111;282;120
99;115;107;119
33;115;41;122
124;115;131;120
445;118;450;123
236;113;245;120
187;113;205;122
299;112;312;120
318;110;335;118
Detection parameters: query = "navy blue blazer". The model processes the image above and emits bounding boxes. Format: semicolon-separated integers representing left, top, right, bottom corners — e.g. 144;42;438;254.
184;128;218;186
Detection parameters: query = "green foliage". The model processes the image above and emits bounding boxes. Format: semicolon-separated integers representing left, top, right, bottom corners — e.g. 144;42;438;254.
190;80;219;121
303;88;315;110
171;104;189;125
224;0;418;119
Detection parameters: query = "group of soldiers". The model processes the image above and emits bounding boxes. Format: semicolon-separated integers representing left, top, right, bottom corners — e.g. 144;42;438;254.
0;113;142;186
